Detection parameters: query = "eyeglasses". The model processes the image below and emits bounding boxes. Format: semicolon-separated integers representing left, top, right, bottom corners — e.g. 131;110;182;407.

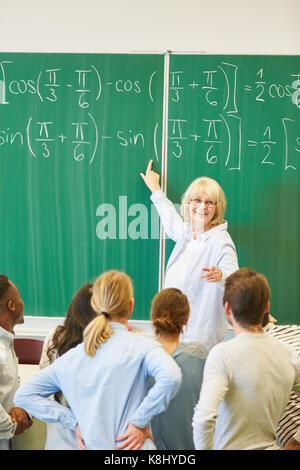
190;198;217;207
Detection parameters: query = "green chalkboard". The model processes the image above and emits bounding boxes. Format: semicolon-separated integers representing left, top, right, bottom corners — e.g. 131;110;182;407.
1;53;299;324
0;53;164;319
166;54;300;324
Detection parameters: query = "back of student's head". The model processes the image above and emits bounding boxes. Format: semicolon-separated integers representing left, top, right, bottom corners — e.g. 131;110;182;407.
64;283;97;335
223;268;270;326
151;288;190;336
0;274;11;304
83;270;133;356
47;283;97;362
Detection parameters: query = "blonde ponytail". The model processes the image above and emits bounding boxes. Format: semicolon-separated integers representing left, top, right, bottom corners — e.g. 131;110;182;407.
83;270;133;357
83;315;113;356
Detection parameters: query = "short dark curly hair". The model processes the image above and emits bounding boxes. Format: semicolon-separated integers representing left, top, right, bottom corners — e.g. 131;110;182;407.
0;275;11;301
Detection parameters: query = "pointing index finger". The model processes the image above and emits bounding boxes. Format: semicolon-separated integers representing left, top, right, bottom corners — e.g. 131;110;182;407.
146;159;153;173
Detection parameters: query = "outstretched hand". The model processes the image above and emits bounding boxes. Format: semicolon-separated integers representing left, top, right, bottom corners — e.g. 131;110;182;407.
140;160;161;193
201;266;222;283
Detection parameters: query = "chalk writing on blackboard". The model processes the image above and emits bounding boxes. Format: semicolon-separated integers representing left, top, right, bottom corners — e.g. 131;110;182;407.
0;61;159;107
168;61;300;171
0;59;161;164
292;78;300;109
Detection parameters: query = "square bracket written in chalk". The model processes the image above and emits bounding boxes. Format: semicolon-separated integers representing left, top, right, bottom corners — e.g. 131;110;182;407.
0;80;9;104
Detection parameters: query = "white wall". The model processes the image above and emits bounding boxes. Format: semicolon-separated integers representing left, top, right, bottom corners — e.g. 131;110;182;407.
1;0;300;54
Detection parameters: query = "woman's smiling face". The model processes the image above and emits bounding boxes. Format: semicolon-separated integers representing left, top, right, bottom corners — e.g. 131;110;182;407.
189;191;217;233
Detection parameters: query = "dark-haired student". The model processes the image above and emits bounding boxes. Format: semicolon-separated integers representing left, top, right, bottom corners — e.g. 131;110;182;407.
0;275;32;450
39;283;97;450
149;288;207;450
192;268;300;450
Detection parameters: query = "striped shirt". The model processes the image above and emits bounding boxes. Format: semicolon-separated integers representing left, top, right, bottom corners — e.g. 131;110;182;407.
264;323;300;446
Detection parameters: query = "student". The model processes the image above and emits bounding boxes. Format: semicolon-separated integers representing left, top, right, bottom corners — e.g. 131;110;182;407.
263;313;300;449
14;270;182;450
192;268;300;450
39;283;97;450
0;275;32;450
140;160;239;350
149;288;207;450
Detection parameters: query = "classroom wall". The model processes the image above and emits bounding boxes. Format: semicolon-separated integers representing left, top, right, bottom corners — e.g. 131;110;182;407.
3;0;300;338
1;0;300;54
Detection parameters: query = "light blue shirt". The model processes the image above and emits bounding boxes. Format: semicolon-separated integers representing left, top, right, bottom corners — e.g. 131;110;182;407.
14;322;182;450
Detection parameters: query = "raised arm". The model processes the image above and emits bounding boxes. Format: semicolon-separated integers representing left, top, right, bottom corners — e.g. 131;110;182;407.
140;160;186;242
140;159;161;193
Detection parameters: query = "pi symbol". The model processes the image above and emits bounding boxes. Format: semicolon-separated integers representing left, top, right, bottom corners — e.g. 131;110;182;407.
291;80;300;109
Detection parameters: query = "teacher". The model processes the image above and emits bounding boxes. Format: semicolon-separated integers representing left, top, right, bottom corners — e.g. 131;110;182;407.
140;160;239;350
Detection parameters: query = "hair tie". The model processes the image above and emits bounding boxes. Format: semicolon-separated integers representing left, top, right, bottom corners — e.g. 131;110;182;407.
101;311;109;319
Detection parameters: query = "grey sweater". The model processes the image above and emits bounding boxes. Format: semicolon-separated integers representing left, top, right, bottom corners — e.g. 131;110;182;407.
148;342;207;450
192;332;300;450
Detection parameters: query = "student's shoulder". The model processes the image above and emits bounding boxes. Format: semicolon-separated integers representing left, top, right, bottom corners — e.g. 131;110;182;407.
206;338;237;363
265;331;300;355
53;341;85;366
177;342;208;359
266;323;300;338
173;344;207;372
126;330;162;352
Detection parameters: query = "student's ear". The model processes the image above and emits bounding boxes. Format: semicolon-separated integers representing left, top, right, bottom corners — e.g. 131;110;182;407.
7;300;15;312
265;301;271;313
224;301;231;318
128;298;135;314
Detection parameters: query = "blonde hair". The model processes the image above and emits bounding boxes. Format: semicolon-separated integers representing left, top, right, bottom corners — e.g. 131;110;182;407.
151;288;190;336
181;177;227;226
83;270;133;356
